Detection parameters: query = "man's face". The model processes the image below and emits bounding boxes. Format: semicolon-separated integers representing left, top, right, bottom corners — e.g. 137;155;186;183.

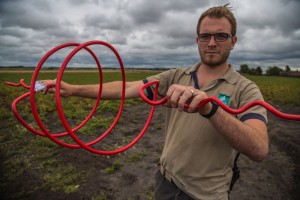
197;16;237;67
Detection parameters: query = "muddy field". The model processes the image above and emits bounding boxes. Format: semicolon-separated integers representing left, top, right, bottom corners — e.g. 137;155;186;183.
1;103;300;200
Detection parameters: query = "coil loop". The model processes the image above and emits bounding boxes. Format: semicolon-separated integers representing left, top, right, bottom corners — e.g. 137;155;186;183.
4;40;300;155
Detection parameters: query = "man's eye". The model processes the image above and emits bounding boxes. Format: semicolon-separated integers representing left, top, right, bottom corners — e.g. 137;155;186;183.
216;34;227;38
200;35;210;40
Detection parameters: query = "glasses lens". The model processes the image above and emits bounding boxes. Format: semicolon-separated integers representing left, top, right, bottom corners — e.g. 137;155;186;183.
215;33;229;41
198;34;211;42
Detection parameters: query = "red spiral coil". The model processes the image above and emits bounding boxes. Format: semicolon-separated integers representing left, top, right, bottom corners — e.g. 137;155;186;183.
4;40;300;155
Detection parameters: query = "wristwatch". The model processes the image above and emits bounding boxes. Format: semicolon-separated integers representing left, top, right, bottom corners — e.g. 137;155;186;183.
201;101;219;119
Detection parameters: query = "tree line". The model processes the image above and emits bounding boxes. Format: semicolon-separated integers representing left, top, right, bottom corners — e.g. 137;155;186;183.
239;64;292;76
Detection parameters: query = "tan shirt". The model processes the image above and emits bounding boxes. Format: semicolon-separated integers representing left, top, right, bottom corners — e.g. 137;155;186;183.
145;62;267;200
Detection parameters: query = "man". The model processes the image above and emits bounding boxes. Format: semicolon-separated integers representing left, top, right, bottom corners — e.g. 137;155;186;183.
43;4;268;200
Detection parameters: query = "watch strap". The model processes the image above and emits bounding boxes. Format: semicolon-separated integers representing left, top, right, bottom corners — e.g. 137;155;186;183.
201;101;219;119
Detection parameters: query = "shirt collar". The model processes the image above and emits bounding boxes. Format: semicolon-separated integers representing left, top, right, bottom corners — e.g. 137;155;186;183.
184;61;201;74
221;64;240;84
185;61;240;85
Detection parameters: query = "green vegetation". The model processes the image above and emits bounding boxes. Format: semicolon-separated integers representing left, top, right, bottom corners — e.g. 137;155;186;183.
244;75;300;106
240;64;263;75
1;133;84;196
42;164;84;193
103;160;123;174
92;192;109;200
127;150;148;162
239;64;294;76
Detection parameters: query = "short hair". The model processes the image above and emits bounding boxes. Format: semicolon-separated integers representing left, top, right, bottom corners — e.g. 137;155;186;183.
196;4;237;36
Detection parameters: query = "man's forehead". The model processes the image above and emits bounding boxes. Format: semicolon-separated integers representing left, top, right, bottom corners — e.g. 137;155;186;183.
199;16;232;32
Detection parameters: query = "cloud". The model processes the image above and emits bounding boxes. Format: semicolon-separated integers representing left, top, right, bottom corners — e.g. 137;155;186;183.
231;0;300;68
0;0;299;70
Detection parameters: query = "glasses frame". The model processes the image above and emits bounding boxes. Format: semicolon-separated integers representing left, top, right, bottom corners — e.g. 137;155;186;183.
197;32;233;42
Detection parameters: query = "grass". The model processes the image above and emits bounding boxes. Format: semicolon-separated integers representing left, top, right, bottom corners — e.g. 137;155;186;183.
103;160;123;174
127;150;148;162
244;74;300;106
0;69;299;198
92;192;109;200
42;164;84;193
1;132;85;196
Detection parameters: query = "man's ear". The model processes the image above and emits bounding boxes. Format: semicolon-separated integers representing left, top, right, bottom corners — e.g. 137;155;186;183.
231;35;237;50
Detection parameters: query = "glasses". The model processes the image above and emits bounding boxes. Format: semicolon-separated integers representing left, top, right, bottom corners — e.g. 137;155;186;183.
197;33;232;42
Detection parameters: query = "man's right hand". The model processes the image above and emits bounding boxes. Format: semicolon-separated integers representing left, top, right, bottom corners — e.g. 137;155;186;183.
41;79;73;98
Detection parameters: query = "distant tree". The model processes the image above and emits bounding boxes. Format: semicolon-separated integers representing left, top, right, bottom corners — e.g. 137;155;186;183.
266;66;284;76
240;64;249;74
285;65;291;72
248;68;258;75
256;66;263;75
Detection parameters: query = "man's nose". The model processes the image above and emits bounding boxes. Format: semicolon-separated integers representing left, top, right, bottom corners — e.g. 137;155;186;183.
208;35;217;46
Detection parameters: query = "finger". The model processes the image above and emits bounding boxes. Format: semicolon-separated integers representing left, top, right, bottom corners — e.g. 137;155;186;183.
169;89;182;108
42;88;48;95
49;87;55;93
166;84;176;99
166;85;182;108
43;87;52;95
162;99;172;108
188;91;207;112
178;89;194;111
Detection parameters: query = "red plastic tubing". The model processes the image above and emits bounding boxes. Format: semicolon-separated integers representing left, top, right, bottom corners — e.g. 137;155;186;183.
4;40;300;155
139;80;300;121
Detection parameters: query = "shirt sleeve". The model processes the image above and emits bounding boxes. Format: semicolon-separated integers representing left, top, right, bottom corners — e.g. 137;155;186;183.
237;80;268;124
143;69;176;100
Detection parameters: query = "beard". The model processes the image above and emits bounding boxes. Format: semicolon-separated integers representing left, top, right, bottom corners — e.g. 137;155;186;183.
199;47;231;67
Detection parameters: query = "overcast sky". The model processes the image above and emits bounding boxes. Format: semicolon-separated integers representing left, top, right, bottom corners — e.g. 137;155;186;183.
0;0;300;71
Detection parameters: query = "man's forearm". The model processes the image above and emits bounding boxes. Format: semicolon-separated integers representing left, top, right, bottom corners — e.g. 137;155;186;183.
71;84;101;99
209;107;268;162
71;80;144;100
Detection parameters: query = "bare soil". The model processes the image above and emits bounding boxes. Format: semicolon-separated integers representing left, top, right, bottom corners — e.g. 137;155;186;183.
1;104;300;200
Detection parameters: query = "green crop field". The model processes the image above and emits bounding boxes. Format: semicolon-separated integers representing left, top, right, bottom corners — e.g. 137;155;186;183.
244;74;300;107
0;69;299;199
1;70;299;106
